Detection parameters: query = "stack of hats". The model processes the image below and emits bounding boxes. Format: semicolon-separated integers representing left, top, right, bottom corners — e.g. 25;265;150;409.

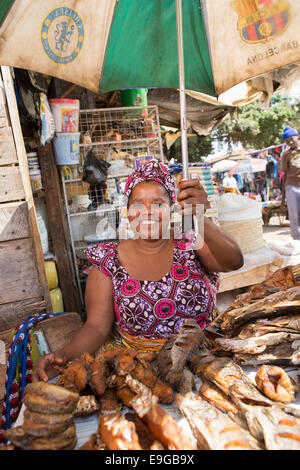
3;382;79;450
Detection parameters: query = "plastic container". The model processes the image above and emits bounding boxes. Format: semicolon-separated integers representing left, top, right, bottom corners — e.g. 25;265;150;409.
36;213;49;255
120;88;148;117
45;260;59;290
49;98;80;132
50;287;64;313
53;132;80;165
29;169;42;191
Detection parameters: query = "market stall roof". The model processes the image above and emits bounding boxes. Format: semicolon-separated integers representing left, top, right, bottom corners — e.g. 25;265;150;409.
206;149;256;165
147;88;233;136
230;157;268;175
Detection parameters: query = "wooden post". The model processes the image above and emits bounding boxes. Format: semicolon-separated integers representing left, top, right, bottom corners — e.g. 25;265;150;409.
1;66;52;313
37;143;83;314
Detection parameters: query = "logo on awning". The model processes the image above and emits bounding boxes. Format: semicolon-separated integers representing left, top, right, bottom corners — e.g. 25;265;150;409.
41;7;85;64
231;0;291;43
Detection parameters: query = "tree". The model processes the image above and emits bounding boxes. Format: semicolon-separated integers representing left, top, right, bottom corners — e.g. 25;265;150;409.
165;94;300;161
165;134;213;162
213;94;300;151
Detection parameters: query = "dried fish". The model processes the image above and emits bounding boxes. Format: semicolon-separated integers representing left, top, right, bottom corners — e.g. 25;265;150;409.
175;392;262;450
155;319;206;389
216;266;299;318
229;382;300;449
237;315;300;339
199;357;258;396
255;365;296;404
215;287;300;332
98;411;142;450
125;375;153;418
142;396;197;450
215;332;300;354
234;342;300;367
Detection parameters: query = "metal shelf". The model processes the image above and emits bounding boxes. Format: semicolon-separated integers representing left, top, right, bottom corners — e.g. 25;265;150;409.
61;104;164;303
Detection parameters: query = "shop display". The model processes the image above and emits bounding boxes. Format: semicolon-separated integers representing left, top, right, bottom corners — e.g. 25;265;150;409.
60;105;164;303
3;292;300;451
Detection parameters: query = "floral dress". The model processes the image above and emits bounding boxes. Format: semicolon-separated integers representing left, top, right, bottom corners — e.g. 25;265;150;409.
85;239;220;343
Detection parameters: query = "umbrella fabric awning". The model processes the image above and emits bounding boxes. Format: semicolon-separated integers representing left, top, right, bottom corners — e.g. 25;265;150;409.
147;88;233;136
230;158;267;175
0;1;300;97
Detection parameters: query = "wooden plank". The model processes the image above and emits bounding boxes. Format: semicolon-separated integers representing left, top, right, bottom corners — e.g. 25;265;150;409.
0;126;13;139
219;264;269;293
1;66;52;312
0;201;30;242
36;312;82;352
0;297;47;332
0;104;6;117
38;143;83;313
0;136;18;165
0;166;25;202
0;238;43;304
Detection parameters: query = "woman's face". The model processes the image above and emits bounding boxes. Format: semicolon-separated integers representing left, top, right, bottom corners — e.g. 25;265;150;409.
128;181;172;240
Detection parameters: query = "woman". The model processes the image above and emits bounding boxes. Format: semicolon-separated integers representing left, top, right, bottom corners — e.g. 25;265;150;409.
34;161;243;382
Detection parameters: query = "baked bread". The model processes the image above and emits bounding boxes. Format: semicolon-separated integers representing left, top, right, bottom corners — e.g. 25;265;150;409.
23;382;79;414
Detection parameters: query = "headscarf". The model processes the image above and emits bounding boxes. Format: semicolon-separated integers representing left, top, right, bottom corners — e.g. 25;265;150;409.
124;160;176;205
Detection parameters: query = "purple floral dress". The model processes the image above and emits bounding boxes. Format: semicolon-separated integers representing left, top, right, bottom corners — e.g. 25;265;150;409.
85;239;219;340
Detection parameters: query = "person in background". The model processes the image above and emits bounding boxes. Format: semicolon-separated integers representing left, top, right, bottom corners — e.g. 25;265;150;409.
281;125;300;240
222;172;239;194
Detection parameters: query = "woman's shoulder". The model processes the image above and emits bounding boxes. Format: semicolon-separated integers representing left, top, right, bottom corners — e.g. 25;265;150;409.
86;241;118;259
85;242;119;278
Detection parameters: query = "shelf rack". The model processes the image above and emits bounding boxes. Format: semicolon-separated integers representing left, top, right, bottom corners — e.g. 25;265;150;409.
60;105;164;301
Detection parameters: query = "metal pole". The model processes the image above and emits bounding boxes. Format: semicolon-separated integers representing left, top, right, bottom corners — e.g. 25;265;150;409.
175;0;189;180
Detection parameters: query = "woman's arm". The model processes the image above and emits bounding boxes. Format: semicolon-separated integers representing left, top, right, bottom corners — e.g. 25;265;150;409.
63;266;115;359
194;217;244;273
33;267;115;381
177;177;244;273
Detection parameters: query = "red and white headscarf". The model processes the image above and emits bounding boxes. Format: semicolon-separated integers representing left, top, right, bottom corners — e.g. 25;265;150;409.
124;160;176;205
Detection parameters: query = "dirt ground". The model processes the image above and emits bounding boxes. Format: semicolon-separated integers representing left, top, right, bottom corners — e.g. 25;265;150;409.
263;216;291;244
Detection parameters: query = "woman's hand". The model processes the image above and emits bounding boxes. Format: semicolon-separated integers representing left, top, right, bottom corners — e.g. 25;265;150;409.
33;350;68;383
176;175;209;215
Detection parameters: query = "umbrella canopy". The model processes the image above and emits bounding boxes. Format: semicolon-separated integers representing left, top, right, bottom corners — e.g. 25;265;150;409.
0;0;299;96
230;158;267;174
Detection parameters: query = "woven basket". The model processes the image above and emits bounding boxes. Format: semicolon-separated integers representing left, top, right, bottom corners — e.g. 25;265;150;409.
219;217;264;254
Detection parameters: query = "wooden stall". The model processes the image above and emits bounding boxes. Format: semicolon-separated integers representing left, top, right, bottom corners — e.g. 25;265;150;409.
0;66;54;410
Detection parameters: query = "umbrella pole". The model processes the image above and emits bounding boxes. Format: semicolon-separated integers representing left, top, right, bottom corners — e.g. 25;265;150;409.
175;0;189;180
